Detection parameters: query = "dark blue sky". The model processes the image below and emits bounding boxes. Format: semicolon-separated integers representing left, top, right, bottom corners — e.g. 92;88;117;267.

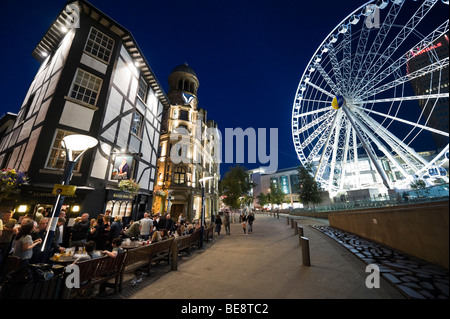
0;0;372;177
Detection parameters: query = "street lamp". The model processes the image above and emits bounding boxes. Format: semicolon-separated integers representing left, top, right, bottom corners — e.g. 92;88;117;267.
199;176;213;249
41;134;98;255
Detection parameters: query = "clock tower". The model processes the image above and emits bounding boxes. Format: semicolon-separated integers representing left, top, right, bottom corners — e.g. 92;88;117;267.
167;63;199;109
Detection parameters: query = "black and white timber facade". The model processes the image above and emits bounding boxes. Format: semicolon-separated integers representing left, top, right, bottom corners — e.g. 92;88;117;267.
0;0;169;222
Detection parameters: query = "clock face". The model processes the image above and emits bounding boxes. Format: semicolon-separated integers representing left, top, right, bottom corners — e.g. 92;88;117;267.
181;92;196;106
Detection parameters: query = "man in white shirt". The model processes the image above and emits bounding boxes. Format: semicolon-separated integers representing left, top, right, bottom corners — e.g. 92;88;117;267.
139;212;153;240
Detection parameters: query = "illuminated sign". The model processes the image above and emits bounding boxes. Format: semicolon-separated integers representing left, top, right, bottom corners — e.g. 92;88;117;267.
280;176;290;194
409;42;443;58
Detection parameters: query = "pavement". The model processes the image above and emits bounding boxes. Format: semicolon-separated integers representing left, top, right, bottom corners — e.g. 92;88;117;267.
117;214;404;299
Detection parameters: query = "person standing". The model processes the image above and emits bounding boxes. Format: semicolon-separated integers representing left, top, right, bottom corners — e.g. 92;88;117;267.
215;214;222;236
70;213;90;248
139;212;153;240
224;212;231;235
13;220;42;267
241;213;247;234
247;212;255;234
0;211;17;269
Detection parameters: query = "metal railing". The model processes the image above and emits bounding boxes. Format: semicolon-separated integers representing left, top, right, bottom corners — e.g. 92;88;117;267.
291;184;449;213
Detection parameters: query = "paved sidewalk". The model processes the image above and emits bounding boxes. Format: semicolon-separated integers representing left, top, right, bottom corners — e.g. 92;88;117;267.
127;214;404;299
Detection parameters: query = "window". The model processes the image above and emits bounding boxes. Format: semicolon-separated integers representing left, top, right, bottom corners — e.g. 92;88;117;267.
179;110;189;121
138;76;148;103
131;111;144;138
173;166;186;184
69;69;102;107
46;130;82;170
84;27;114;63
18;92;35;123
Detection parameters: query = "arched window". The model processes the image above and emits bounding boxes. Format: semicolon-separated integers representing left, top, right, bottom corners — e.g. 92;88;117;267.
173;166;186;184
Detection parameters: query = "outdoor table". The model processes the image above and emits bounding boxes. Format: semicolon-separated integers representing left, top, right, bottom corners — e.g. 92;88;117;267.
121;241;145;250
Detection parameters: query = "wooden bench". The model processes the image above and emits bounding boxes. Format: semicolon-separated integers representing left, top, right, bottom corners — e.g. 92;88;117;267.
119;238;174;291
151;238;174;265
204;225;214;243
189;228;202;248
175;235;193;255
68;252;126;298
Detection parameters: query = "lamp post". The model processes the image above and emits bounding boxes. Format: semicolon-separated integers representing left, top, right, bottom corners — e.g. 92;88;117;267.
41;134;98;255
199;176;213;249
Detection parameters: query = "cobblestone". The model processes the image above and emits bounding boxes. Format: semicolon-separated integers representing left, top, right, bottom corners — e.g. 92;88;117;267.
313;225;449;299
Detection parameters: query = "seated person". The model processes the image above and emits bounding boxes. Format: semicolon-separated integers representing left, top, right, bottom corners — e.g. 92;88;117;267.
73;241;101;263
103;238;123;258
151;231;161;243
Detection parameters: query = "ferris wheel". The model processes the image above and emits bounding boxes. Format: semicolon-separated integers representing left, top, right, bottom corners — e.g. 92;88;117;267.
291;0;449;194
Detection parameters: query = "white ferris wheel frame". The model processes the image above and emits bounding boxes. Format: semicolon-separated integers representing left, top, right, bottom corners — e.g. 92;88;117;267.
291;0;450;195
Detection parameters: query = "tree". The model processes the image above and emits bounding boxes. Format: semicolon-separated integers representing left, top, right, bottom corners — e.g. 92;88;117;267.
269;182;285;208
410;179;426;190
297;164;323;210
257;192;269;209
219;165;254;210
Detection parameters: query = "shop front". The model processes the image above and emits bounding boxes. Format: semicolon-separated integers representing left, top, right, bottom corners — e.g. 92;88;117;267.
10;184;89;222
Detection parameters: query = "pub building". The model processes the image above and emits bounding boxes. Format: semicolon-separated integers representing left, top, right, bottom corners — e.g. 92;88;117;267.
0;0;169;224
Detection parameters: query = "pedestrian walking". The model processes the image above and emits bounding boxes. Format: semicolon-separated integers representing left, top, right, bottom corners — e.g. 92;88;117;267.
241;213;247;234
215;214;222;236
224;212;231;235
247;212;254;234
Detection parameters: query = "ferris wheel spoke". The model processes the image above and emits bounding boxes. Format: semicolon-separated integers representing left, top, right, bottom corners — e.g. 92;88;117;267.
327;114;346;190
360;57;449;100
350;1;405;96
307;112;340;163
341;25;352;94
315;63;341;95
294;110;334;135
306;81;336;99
293;106;334;118
349;23;371;94
355;1;438;95
356;20;449;97
344;106;403;188
352;107;428;172
338;122;352;190
326;44;345;93
363;93;449;104
299;113;335;150
354;105;449;137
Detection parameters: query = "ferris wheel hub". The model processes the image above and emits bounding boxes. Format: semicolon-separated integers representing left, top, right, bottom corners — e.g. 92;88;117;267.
332;95;345;110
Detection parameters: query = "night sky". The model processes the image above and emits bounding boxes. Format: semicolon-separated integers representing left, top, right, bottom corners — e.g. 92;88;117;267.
0;0;422;177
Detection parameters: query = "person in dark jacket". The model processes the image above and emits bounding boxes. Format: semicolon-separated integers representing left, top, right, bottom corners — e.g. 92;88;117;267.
215;215;222;236
163;214;175;234
70;213;90;248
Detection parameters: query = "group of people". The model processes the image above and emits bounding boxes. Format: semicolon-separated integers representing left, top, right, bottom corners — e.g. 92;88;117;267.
0;209;68;271
213;211;255;235
0;208;257;276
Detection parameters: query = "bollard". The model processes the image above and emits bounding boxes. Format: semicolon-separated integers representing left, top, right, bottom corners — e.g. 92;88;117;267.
298;226;304;246
286;216;290;225
290;218;294;228
171;239;178;271
294;220;298;234
300;236;311;266
277;211;279;219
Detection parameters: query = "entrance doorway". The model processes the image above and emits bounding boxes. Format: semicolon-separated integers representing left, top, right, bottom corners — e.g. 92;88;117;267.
171;204;184;221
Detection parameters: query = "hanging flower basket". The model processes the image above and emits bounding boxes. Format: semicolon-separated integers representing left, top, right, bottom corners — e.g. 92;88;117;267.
118;179;140;193
0;168;29;201
154;189;166;197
